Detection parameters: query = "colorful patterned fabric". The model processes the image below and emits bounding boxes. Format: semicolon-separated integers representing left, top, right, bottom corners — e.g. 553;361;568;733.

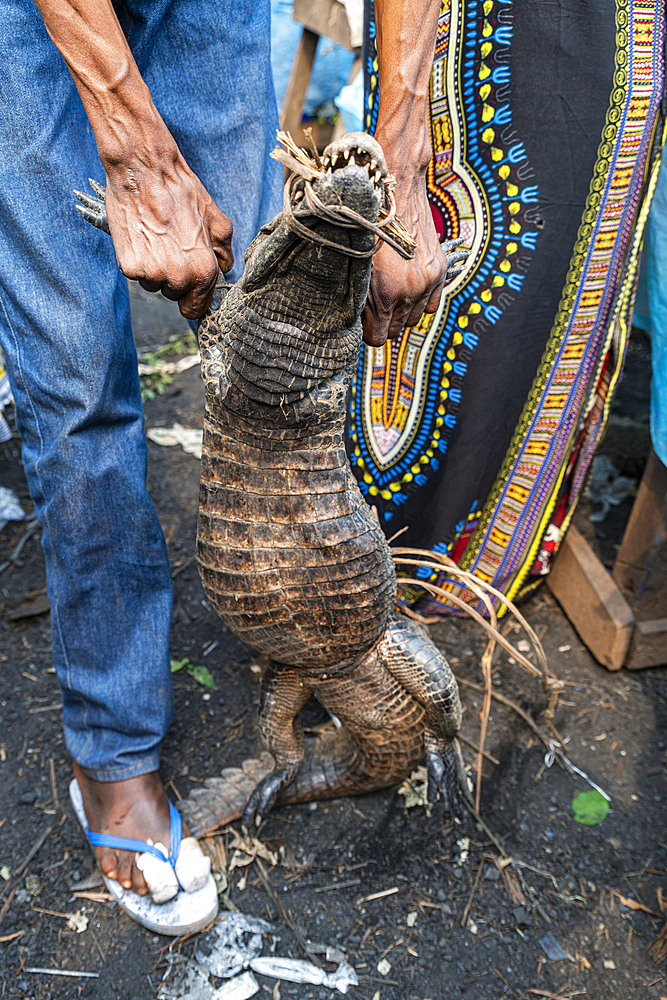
349;0;666;613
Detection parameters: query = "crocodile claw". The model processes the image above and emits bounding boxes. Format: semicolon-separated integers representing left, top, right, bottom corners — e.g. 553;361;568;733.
74;180;110;235
442;236;469;280
426;740;471;818
241;767;297;831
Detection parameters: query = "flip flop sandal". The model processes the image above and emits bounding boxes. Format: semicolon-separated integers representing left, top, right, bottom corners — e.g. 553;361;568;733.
69;778;218;936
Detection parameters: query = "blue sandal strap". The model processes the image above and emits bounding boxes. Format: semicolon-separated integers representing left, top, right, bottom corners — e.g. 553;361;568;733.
86;801;183;869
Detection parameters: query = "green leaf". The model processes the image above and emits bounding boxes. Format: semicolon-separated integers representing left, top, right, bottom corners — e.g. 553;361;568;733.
170;658;189;673
187;664;218;690
572;789;609;826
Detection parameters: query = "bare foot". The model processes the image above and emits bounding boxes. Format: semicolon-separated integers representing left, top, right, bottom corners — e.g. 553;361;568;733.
73;764;185;895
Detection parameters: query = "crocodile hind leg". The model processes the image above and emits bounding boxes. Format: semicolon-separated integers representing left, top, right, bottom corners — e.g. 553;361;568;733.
377;616;470;815
242;661;314;829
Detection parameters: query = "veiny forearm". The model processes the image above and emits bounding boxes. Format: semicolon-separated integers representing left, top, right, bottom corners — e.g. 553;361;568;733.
32;0;233;317
33;0;174;168
373;0;441;175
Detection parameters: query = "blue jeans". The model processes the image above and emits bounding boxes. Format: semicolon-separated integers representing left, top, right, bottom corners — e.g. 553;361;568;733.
0;0;282;779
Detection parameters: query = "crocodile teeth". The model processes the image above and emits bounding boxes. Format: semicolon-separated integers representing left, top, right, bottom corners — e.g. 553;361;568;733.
349;154;356;166
294;190;304;202
370;158;377;172
343;149;350;161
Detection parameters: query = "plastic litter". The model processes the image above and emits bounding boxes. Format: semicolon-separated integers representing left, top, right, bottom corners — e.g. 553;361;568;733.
543;738;611;802
335;70;364;133
158;956;259;1000
249;957;358;994
0;487;25;533
586;455;636;522
146;423;203;459
539;932;570;961
195;913;275;979
305;942;347;964
0;348;13;443
192;912;357;994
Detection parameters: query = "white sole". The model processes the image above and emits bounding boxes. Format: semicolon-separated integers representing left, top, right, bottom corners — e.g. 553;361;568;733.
69;778;218;936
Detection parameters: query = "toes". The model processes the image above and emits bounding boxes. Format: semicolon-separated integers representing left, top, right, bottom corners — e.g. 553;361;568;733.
98;847;118;881
131;864;148;896
116;851;135;890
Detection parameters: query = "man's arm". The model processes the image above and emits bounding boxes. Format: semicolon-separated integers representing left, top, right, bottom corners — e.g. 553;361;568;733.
34;0;233;318
363;0;444;347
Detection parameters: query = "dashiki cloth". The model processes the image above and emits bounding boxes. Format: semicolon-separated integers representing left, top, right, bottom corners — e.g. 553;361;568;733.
348;0;666;613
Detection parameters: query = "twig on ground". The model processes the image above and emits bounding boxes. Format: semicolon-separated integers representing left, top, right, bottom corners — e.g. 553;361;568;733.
254;858;323;969
647;921;667;963
49;757;59;813
15;823;54;875
455;677;553;752
314;879;361;893
0;520;40;575
457;734;500;767
462;798;509;860
25;969;99;978
0;889;17;926
460;858;485;927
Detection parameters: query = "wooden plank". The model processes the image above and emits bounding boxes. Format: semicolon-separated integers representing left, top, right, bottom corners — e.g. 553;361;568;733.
611;446;667;668
626;618;667;670
612;446;667;596
280;27;319;139
547;524;634;670
293;0;353;49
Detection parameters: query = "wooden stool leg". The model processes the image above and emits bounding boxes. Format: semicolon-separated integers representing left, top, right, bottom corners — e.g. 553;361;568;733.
612;445;667;598
280;28;319;139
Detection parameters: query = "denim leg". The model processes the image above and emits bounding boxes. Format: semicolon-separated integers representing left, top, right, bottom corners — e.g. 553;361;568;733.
0;2;173;779
121;0;284;280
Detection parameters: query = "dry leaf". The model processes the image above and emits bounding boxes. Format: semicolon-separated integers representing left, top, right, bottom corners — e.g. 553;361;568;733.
614;891;659;917
397;766;428;809
228;829;278;871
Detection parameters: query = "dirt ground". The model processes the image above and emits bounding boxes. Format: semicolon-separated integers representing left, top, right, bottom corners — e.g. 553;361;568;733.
1;288;666;1000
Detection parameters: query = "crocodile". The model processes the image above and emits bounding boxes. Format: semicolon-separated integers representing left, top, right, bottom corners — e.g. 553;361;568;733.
75;134;469;837
182;133;469;836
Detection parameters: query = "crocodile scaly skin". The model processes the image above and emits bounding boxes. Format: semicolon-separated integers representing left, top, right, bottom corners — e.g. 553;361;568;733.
181;134;466;836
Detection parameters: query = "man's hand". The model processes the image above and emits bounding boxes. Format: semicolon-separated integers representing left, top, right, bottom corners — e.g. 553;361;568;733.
34;0;232;319
363;171;445;347
105;154;233;319
362;0;444;347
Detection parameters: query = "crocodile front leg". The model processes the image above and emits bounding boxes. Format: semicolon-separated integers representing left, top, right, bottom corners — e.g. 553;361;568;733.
243;662;313;829
377;616;470;815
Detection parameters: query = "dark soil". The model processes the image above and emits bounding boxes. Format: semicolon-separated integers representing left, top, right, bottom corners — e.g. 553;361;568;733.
1;289;665;1000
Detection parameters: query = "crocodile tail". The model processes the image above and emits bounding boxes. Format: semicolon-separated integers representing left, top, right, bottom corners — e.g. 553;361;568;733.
177;752;275;838
177;729;411;838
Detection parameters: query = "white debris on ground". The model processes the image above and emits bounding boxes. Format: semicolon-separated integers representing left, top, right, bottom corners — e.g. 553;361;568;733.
159;912;359;998
0;486;25;532
146;423;203;459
